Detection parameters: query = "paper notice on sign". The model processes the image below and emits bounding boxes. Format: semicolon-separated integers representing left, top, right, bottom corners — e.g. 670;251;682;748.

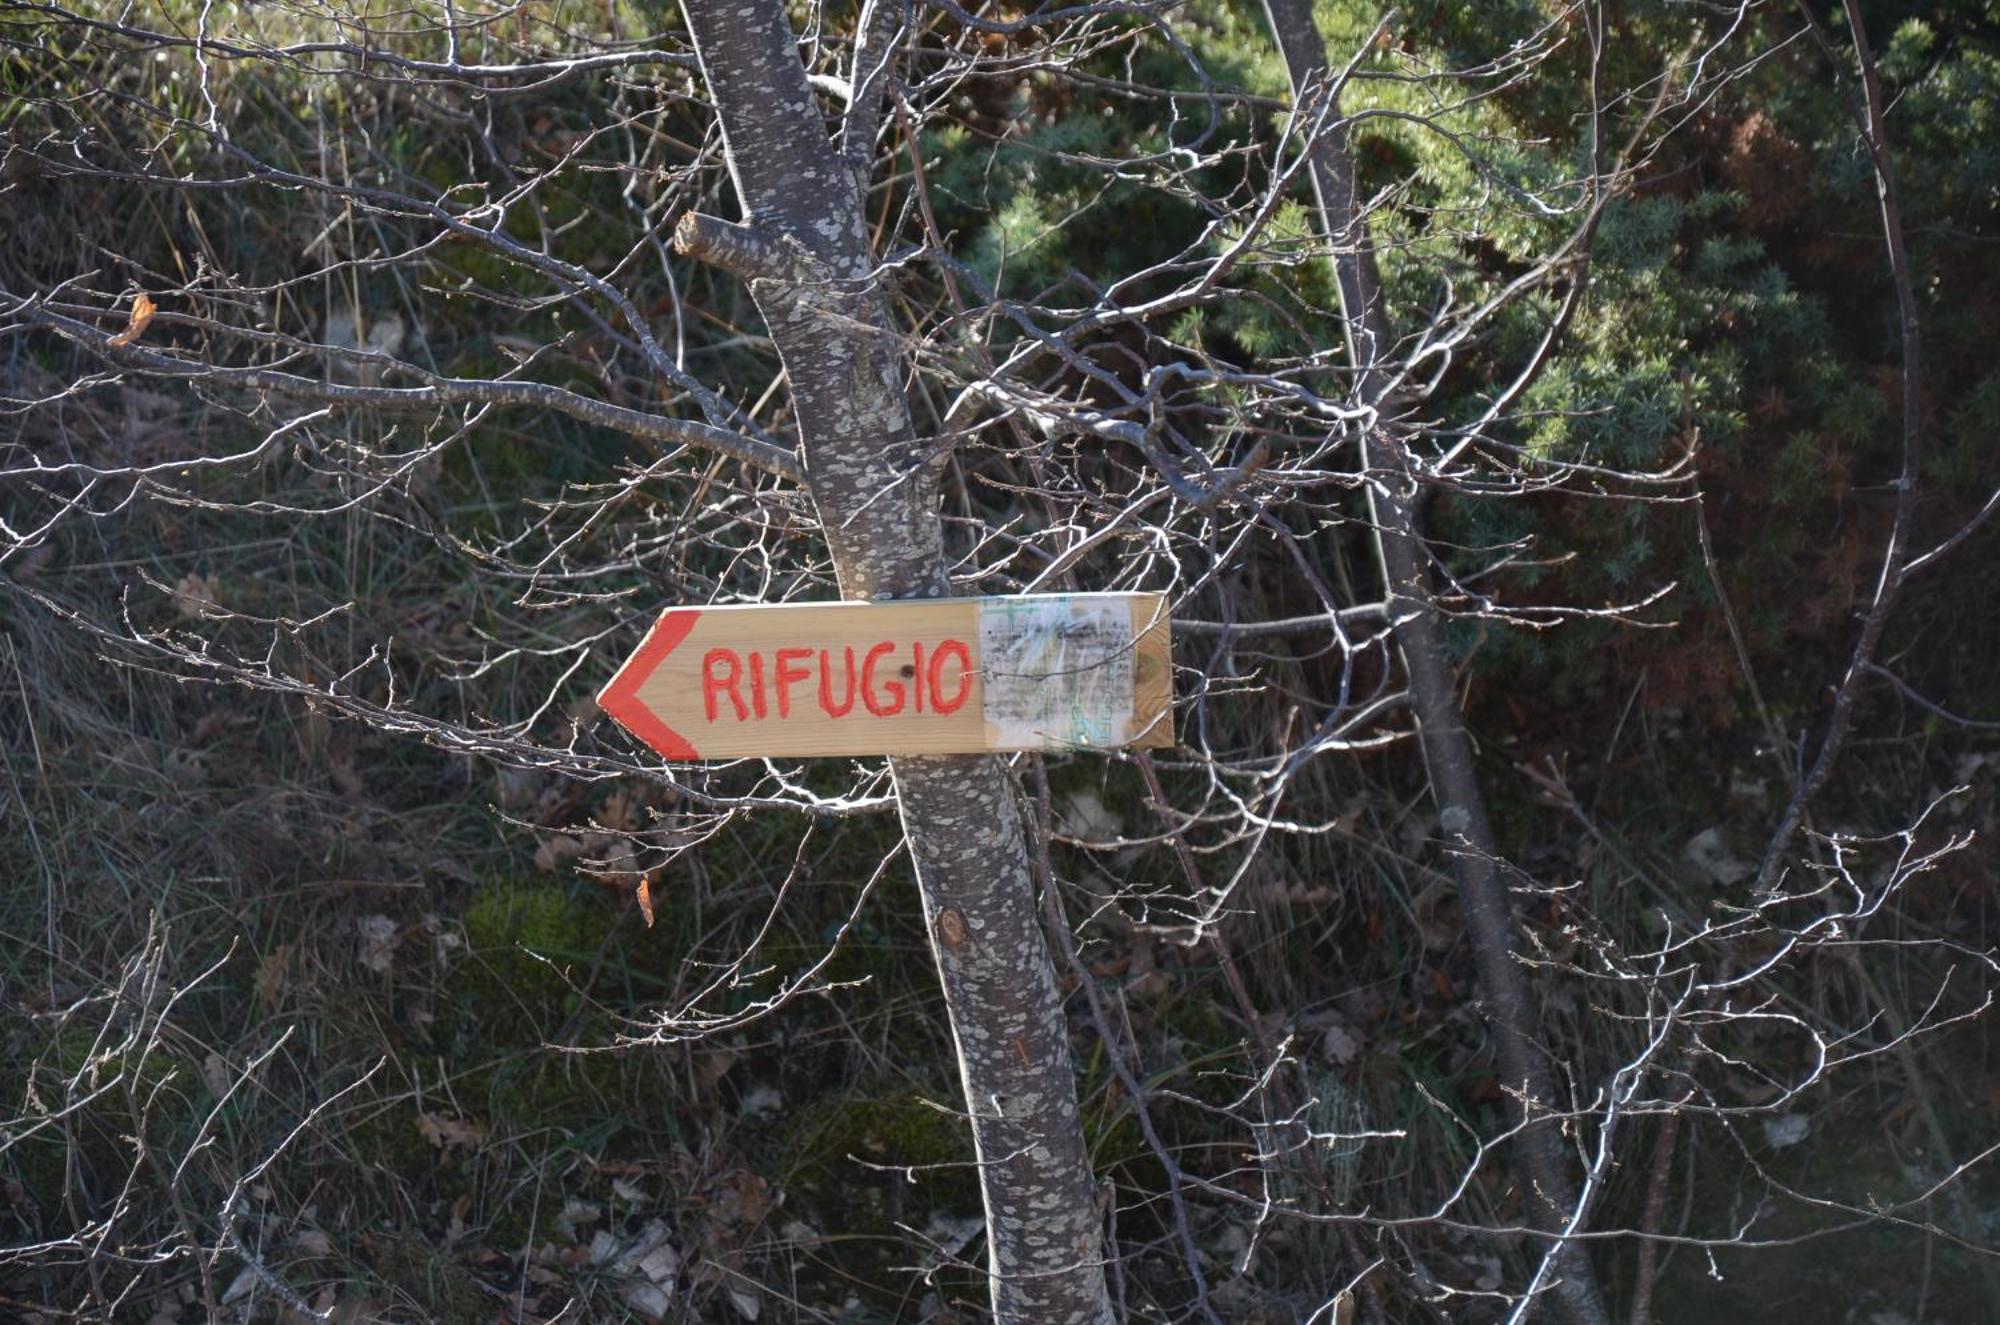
978;595;1136;749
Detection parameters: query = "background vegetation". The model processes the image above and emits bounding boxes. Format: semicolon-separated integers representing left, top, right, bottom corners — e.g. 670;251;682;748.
1;1;1995;1322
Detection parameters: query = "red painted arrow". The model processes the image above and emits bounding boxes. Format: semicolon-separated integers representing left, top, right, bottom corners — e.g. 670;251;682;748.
597;607;702;760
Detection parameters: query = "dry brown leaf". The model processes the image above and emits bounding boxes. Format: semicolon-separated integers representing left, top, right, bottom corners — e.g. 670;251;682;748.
329;1291;385;1325
291;1228;335;1257
636;874;655;929
1318;1022;1362;1068
694;1044;740;1093
171;572;222;620
327;750;367;802
254;944;294;1011
415;1112;485;1153
1731;1079;1783;1106
534;834;585;873
275;1285;339;1325
357;915;398;974
598;789;636;830
106;291;156;347
221;1266;257;1305
494;764;543;811
711;1170;771;1229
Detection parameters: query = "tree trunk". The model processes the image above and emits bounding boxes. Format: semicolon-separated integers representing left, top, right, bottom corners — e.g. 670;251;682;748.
675;3;1113;1320
1256;3;1611;1322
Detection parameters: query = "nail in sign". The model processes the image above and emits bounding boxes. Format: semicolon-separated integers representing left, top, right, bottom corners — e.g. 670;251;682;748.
598;593;1173;760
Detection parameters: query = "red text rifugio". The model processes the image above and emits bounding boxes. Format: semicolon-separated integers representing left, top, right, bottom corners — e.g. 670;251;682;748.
700;640;973;722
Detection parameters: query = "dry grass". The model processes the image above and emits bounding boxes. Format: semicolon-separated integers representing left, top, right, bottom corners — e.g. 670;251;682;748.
4;5;1998;1323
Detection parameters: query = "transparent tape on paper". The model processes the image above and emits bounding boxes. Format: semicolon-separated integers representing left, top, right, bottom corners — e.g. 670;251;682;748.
978;596;1134;749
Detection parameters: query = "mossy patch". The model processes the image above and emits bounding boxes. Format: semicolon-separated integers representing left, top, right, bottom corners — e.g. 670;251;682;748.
1;1020;202;1211
455;878;608;1034
370;1230;487;1325
778;1084;977;1219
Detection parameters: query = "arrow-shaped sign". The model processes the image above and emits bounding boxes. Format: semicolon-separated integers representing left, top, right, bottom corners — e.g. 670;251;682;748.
598;593;1173;760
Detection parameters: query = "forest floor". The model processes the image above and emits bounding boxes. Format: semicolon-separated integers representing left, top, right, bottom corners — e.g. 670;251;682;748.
3;464;1996;1322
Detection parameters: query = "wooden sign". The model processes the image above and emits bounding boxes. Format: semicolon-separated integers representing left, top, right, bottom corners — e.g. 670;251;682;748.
598;593;1173;760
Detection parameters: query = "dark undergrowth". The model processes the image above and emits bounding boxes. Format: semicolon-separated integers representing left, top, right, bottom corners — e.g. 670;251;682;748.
3;3;1998;1323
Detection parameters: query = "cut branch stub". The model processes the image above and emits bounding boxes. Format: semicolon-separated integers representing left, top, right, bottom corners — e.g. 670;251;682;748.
673;211;805;286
